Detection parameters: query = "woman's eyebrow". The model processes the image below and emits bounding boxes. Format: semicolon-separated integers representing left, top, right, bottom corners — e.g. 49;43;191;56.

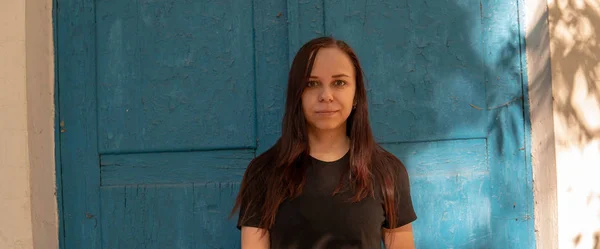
332;74;351;78
309;74;351;79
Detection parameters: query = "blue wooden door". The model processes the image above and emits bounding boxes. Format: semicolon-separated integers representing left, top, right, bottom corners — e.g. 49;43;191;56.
57;0;534;248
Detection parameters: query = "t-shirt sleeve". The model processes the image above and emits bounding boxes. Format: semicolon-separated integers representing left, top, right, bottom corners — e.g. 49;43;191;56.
236;197;263;230
382;163;417;229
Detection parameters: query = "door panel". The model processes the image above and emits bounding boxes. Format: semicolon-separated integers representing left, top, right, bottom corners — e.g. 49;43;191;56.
384;139;491;248
57;0;534;248
96;0;256;153
325;0;487;143
100;150;253;186
101;183;239;249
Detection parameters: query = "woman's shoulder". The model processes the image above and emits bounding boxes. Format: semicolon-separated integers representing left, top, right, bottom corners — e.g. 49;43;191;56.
243;147;276;177
373;145;407;172
370;145;411;192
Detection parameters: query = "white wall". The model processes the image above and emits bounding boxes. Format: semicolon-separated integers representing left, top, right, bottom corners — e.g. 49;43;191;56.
527;0;600;248
0;0;34;248
0;0;57;248
548;0;600;248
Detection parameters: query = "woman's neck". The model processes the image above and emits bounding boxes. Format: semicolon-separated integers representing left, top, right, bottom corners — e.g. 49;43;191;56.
307;126;350;162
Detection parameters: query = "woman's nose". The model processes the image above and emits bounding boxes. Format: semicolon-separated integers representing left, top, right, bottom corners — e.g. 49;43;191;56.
318;87;334;102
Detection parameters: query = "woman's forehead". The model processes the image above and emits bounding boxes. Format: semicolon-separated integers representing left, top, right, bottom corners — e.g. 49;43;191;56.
310;47;355;77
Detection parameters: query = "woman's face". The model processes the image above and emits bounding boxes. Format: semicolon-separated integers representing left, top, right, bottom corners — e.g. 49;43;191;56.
301;47;356;132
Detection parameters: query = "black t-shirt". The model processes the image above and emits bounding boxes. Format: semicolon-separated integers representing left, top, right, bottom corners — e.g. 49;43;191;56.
237;152;417;249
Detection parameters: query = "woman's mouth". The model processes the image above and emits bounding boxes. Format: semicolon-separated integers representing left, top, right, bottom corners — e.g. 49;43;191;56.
315;110;338;116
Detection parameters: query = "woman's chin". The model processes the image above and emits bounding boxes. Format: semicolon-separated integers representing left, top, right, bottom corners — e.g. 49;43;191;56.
310;121;346;132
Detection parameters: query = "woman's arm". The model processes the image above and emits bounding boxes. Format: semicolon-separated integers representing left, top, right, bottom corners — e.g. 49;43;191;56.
241;226;270;249
383;223;416;249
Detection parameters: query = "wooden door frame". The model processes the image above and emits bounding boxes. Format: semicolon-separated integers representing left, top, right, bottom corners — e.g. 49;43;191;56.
55;0;102;248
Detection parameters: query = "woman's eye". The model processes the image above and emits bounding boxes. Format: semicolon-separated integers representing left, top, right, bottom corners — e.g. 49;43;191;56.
334;80;346;87
307;81;319;87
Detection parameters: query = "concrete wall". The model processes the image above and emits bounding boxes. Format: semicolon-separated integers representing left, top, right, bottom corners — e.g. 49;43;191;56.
0;0;57;249
525;0;559;248
0;1;33;248
548;0;600;248
527;0;600;248
26;0;59;248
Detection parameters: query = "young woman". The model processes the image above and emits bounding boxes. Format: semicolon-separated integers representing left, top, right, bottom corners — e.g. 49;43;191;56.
232;36;417;249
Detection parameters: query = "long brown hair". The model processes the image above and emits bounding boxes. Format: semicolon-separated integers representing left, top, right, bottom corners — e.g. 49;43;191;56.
232;36;407;231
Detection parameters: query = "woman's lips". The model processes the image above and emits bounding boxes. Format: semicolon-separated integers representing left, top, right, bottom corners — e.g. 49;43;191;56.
315;110;338;116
